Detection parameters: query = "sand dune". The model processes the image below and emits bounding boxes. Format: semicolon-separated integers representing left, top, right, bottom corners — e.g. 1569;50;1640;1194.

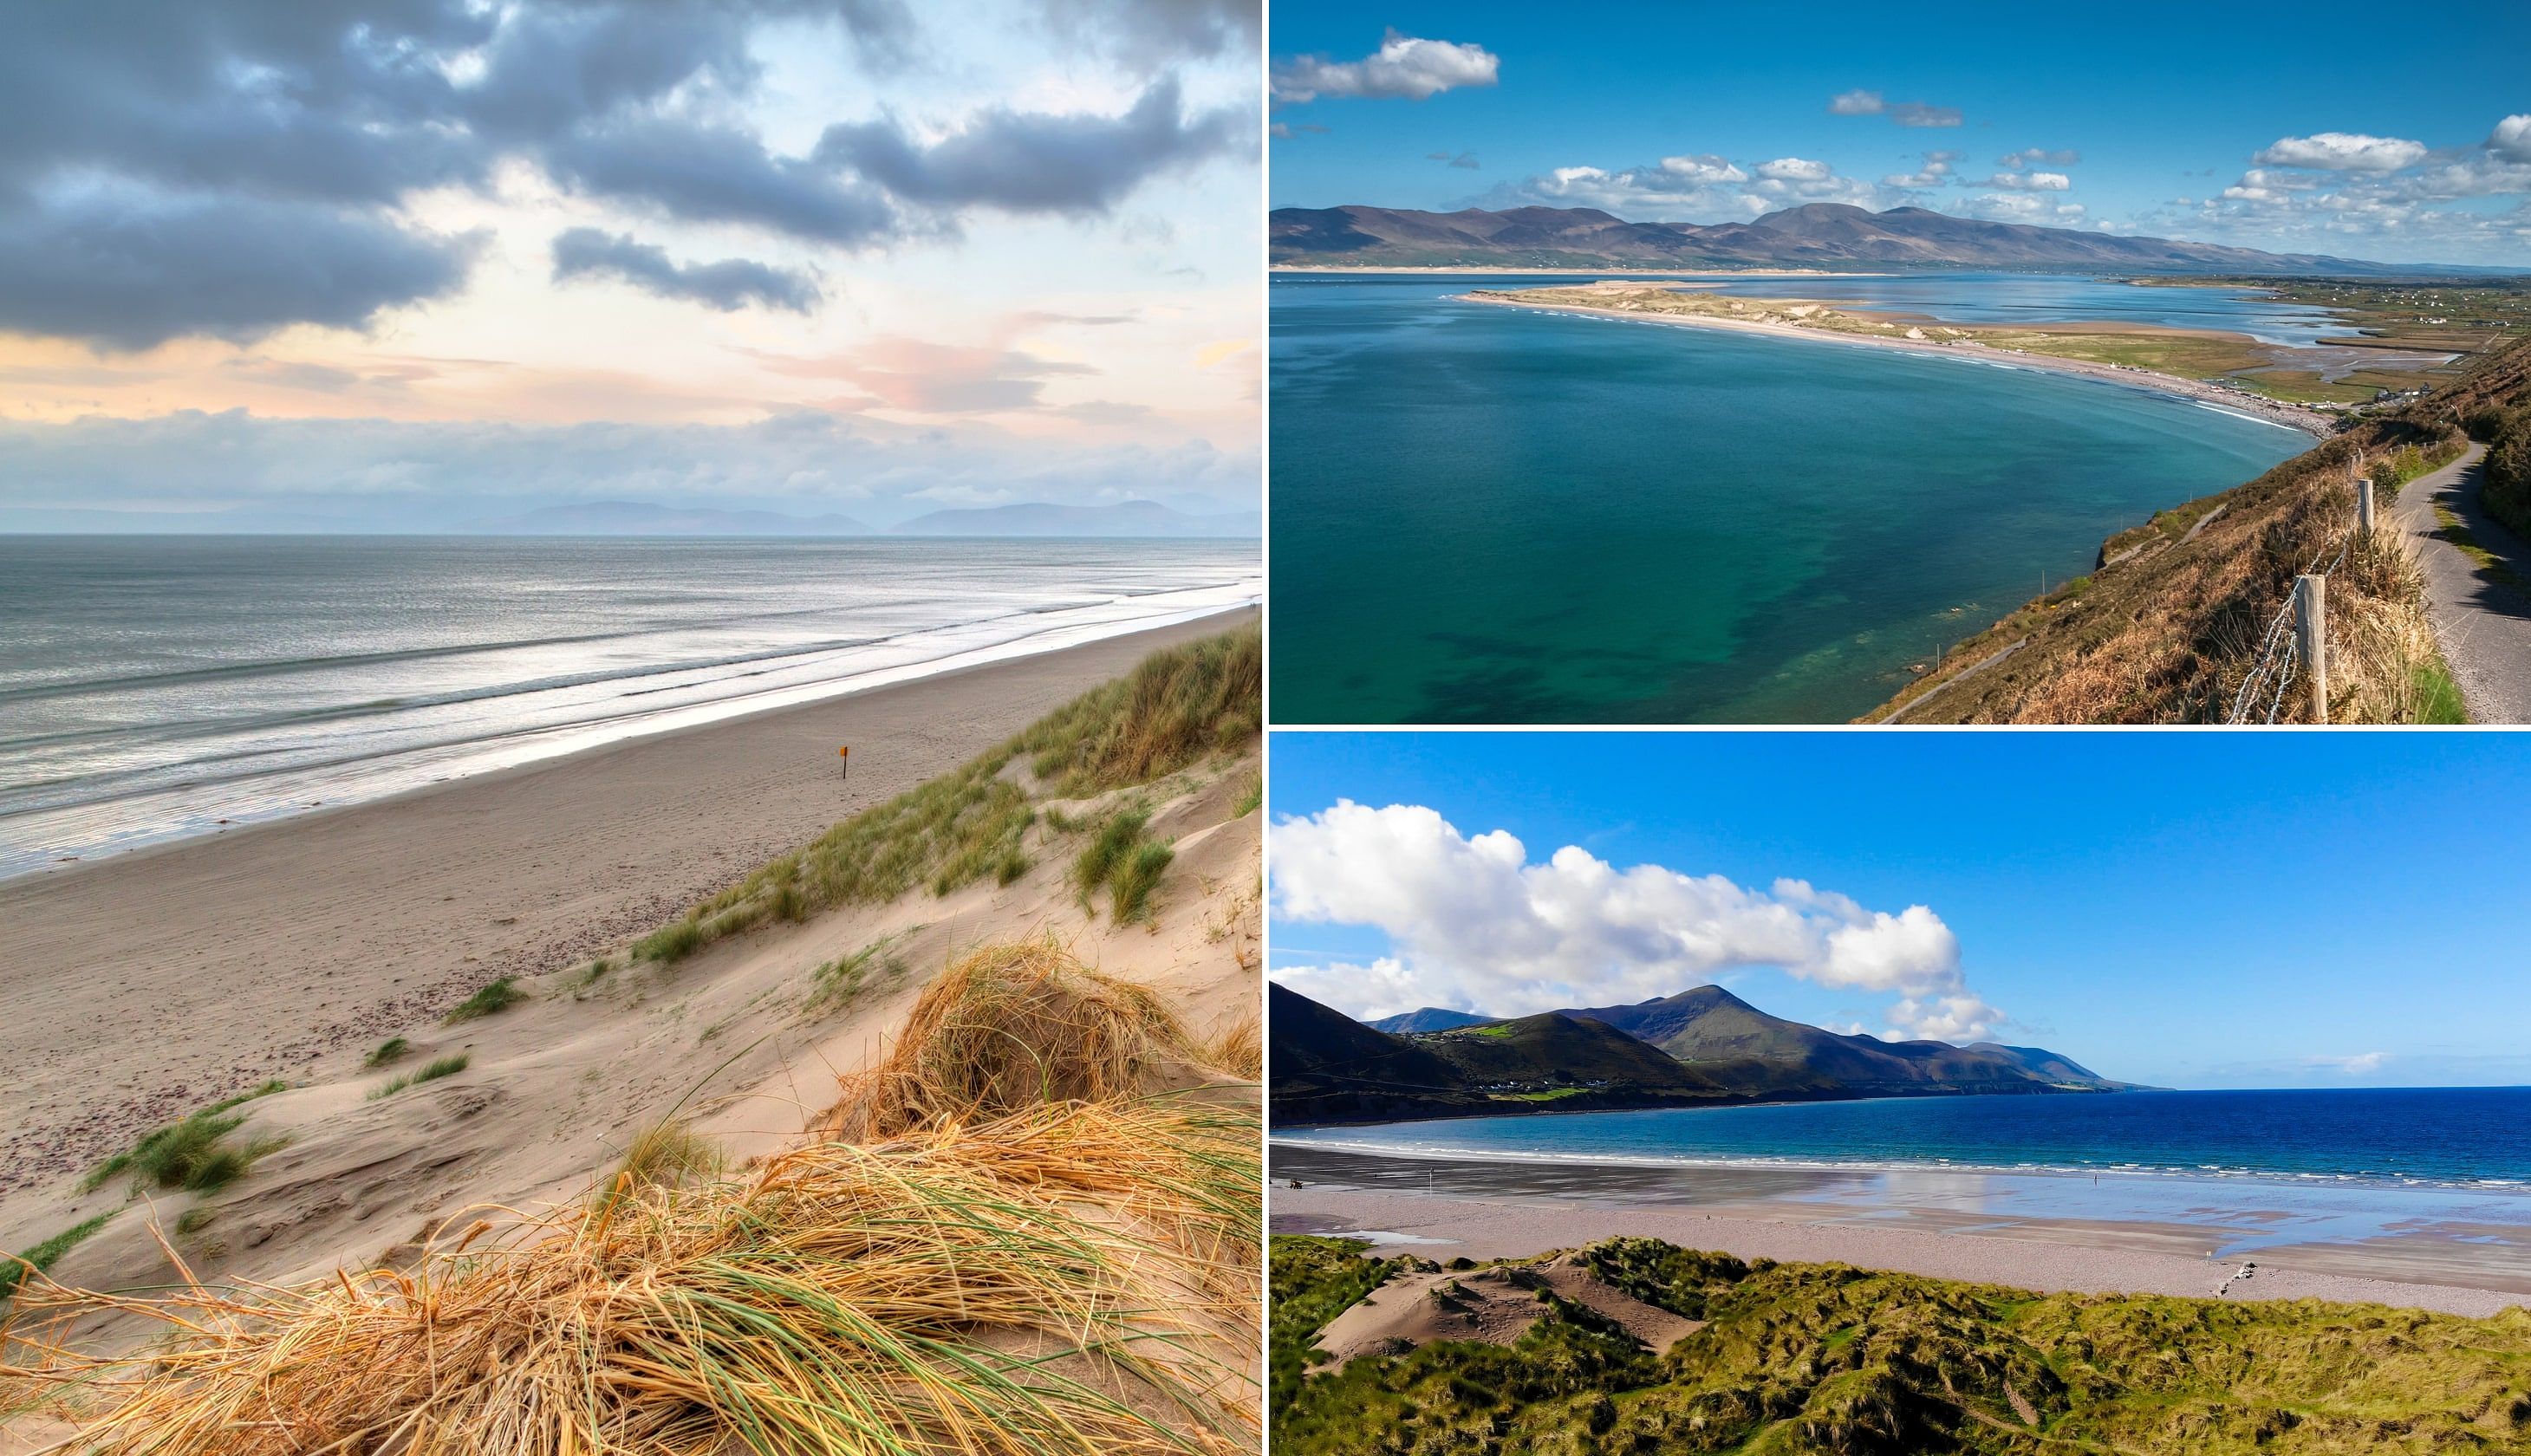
0;610;1250;1202
1315;1250;1704;1370
0;614;1259;1371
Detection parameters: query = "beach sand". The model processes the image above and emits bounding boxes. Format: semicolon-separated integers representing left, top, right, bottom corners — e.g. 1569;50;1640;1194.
1458;289;2337;436
1273;1145;2531;1318
0;608;1253;1197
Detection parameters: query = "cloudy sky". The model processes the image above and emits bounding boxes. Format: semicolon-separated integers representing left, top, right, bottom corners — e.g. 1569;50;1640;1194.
0;0;1259;530
1269;732;2531;1090
1269;0;2531;267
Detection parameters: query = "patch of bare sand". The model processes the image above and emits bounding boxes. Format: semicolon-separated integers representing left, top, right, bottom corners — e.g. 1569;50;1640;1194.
1314;1250;1703;1370
0;715;1259;1370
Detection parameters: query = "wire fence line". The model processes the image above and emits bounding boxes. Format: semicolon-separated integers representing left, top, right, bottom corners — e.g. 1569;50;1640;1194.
2220;531;2353;725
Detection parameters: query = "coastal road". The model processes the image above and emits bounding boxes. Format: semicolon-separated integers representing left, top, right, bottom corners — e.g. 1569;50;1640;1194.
2391;442;2531;723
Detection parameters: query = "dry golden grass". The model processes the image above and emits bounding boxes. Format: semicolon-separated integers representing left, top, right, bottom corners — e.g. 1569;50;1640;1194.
1870;333;2531;725
826;941;1221;1144
1;1099;1260;1456
610;1119;721;1198
1203;1016;1261;1082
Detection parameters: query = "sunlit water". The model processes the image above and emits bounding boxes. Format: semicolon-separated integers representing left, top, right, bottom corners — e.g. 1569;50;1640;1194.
1275;1089;2531;1259
0;536;1258;878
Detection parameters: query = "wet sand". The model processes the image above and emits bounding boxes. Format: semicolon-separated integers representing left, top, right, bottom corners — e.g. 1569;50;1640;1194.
0;608;1252;1194
1272;1144;2531;1316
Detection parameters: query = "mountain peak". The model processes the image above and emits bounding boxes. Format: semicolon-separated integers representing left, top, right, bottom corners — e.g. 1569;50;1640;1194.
1272;201;2395;274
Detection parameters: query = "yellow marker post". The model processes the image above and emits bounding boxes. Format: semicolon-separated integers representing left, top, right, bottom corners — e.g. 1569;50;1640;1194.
838;744;849;780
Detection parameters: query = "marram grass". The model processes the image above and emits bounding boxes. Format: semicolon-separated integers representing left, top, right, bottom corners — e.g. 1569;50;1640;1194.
634;625;1259;965
3;1100;1260;1456
825;940;1216;1144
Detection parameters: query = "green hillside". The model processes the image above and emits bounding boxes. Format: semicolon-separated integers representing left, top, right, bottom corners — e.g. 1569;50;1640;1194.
1273;1235;2531;1456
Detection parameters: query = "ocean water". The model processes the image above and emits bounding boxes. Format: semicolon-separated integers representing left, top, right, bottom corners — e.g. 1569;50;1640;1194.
0;536;1258;879
1268;274;2308;724
1277;1087;2531;1191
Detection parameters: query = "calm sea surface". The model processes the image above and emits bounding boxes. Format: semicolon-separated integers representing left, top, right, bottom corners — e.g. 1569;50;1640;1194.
0;536;1257;879
1278;1088;2531;1189
1276;1089;2531;1259
1269;273;2309;724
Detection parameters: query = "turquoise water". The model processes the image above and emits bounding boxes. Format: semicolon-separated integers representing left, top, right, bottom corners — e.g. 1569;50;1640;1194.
1268;275;2307;724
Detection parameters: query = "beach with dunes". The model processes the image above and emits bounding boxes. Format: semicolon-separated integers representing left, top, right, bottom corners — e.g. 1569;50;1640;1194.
1;617;1264;1453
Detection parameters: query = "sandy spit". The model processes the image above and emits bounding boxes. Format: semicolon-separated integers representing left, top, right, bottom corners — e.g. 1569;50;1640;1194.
1457;290;2336;437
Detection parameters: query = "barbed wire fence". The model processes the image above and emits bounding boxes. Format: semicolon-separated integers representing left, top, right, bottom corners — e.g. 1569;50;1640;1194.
2217;477;2372;725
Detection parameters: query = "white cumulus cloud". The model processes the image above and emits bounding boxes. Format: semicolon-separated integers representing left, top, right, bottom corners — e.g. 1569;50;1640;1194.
1268;801;2004;1042
1270;29;1500;103
2493;115;2531;164
2254;132;2429;172
1658;153;1747;185
1755;156;1833;183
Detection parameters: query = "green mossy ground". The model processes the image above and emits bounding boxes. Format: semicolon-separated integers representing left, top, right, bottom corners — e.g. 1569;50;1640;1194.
1272;1234;2531;1455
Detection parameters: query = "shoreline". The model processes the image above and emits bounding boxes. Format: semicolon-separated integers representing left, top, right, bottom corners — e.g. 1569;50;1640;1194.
1272;1132;2529;1197
0;608;1253;1193
1272;1145;2531;1316
1457;290;2336;437
4;578;1259;884
1273;264;1897;277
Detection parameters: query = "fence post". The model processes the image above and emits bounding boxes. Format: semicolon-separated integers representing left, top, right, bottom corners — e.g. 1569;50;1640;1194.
2295;574;2328;725
2358;478;2375;533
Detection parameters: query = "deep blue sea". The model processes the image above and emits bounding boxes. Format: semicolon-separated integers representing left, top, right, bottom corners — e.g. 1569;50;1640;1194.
1278;1088;2531;1190
1268;273;2311;724
0;536;1258;878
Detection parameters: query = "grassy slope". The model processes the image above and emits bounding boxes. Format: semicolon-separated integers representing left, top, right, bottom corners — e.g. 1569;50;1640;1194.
634;624;1259;962
1868;334;2531;724
1272;1234;2531;1456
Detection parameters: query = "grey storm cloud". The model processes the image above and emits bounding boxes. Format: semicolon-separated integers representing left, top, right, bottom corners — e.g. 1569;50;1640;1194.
550;229;820;314
1827;89;1963;128
0;194;479;351
543;120;907;244
816;78;1247;216
1036;0;1259;66
0;0;1246;348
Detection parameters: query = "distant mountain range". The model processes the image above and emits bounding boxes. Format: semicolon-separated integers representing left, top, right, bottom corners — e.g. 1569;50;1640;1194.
1272;982;2138;1126
1364;1007;1496;1034
1271;202;2426;275
464;499;1259;538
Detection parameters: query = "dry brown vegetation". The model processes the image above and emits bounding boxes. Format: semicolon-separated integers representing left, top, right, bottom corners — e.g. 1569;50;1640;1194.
1871;333;2531;724
824;940;1225;1143
1;939;1262;1455
4;1102;1257;1456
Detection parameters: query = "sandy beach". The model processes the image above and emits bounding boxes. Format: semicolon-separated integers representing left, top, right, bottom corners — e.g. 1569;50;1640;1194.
0;608;1253;1197
1458;289;2337;436
1272;1144;2531;1317
1273;265;1894;277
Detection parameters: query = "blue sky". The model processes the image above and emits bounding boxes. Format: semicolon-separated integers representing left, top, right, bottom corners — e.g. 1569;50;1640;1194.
1267;731;2531;1090
1268;0;2531;265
